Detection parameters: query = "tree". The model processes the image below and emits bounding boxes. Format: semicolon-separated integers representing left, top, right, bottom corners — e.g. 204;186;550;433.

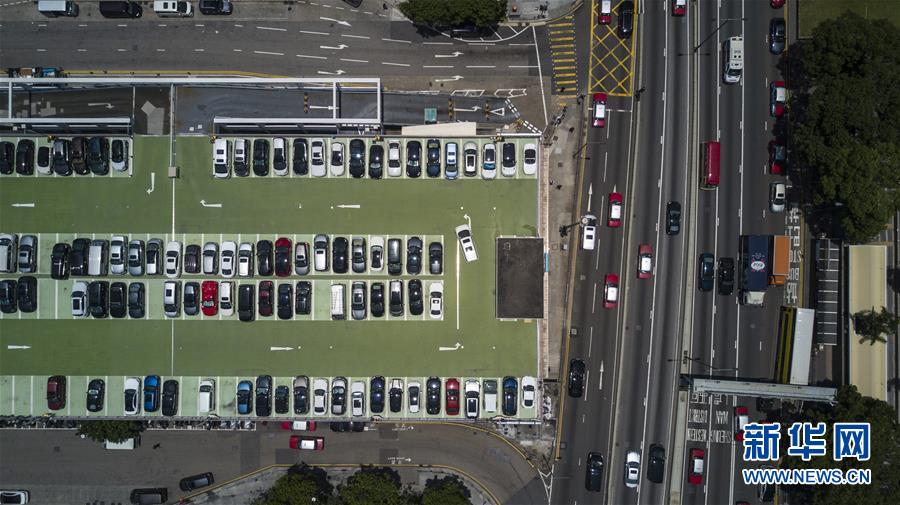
422;475;471;505
852;306;900;345
76;420;144;443
789;12;900;243
338;466;414;505
399;0;507;30
253;464;331;505
778;386;900;505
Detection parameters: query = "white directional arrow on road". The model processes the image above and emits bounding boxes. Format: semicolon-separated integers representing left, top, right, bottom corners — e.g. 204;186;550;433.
200;200;223;208
435;51;463;58
270;346;294;351
87;102;114;109
463;213;471;227
320;17;351;27
11;203;35;208
337;204;361;209
454;106;481;112
599;361;605;390
7;345;31;350
587;183;594;212
146;173;155;194
438;342;464;351
319;44;348;50
317;70;346;75
435;75;464;82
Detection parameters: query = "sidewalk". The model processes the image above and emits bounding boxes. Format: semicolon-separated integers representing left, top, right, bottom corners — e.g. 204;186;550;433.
507;0;581;23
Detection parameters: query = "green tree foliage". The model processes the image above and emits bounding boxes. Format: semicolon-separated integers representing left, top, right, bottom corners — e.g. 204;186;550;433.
338;467;415;505
422;476;471;505
76;420;144;443
779;386;900;505
399;0;507;29
790;12;900;243
253;464;331;505
852;306;900;345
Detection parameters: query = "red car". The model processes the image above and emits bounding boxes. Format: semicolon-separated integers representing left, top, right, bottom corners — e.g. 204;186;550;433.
688;448;705;485
770;81;786;117
289;435;324;451
591;93;607;128
47;375;66;411
274;237;292;277
445;378;460;416
734;406;749;441
768;138;786;174
599;0;612;24
603;273;619;309
201;280;218;316
607;192;623;227
281;420;317;431
258;280;274;317
637;244;653;279
672;0;686;16
771;0;785;7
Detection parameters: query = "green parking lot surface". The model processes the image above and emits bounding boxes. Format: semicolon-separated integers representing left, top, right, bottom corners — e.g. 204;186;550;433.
0;135;539;382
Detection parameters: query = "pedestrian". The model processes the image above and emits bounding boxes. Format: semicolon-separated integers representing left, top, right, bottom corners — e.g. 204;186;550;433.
549;179;555;185
638;86;646;94
383;2;388;9
153;443;161;449
556;184;562;190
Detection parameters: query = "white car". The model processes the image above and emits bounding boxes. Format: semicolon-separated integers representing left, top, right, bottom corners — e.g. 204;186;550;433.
213;138;229;178
164;281;180;318
238;242;253;277
463;142;478;177
351;380;366;417
124;376;141;415
202;242;218;275
310;138;326;177
71;281;88;317
482;143;497;179
522;143;537;175
219;281;234;317
582;214;597;250
330;141;345;176
464;379;480;419
408;381;421;413
164;241;182;278
625;450;641;488
387;140;402;177
313;378;328;415
220;241;236;278
770;182;786;212
521;376;536;408
429;282;444;319
370;236;384;272
313;234;329;272
455;224;478;262
110;235;127;275
272;137;288;176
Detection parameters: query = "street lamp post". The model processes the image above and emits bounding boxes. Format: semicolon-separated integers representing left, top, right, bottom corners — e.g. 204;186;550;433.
693;17;747;54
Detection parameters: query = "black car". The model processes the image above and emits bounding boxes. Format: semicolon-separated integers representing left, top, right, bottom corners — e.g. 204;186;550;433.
128;282;145;319
406;140;422;178
277;283;293;320
252;139;270;176
426;138;441;177
502;376;518;416
111;139;126;169
52;139;72;176
389;381;403;413
617;0;634;38
370;376;386;414
0;280;16;314
86;378;105;412
70;137;87;175
568;359;585;397
199;0;232;15
331;378;347;415
370;282;385;317
184;282;200;316
389;280;403;317
665;201;681;235
429;242;443;275
274;240;291;277
51;243;70;280
585;452;604;491
330;421;351;432
293;138;308;175
256;375;272;417
698;253;715;292
88;280;109;318
502;142;516;173
293;375;309;414
130;488;167;504
16;139;34;175
109;281;127;318
37;145;50;172
0;141;13;174
333;237;349;274
162;379;179;416
406;237;422;275
179;472;215;492
769;17;786;54
274;385;289;414
16;276;36;313
184;244;201;274
718;257;735;295
238;284;255;322
257;240;274;276
295;281;311;315
368;144;384;179
69;238;91;276
87;136;109;175
258;280;274;317
408;279;423;316
348;139;366;178
426;377;441;415
647;444;665;483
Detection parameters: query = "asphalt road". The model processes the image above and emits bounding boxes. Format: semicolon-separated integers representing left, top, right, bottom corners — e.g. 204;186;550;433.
0;422;542;505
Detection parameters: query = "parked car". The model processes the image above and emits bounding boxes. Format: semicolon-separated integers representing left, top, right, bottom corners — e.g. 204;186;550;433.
444;141;458;179
146;239;163;275
0;141;13;174
256;375;272;417
164;281;180;318
201;280;218;316
368;143;384;179
294;242;310;275
87;136;109;175
272;137;287;176
768;137;786;174
164;241;182;278
128;282;145;318
314;234;329;272
388;140;402;177
501;142;516;177
257;239;274;276
199;0;232;15
202;242;218;275
295;281;312;315
502;376;518;416
70;281;88;317
88;280;108;318
237;380;253;415
111;139;128;172
238;242;254;277
293;138;308;175
348;139;365;178
426;377;441;415
332;237;348;274
521;376;536;408
47;375;66;410
464;379;479;419
277;283;293;320
352;237;366;273
143;375;161;412
15;139;34;175
37;145;51;174
406;140;422;177
408;381;421;413
370;376;386;414
769;17;786;54
770;80;786;117
86;378;105;412
179;472;215;492
408;279;423;316
482;143;496;179
0;280;15;314
389;379;403;413
124;376;141;415
252;138;270;176
429;282;443;319
258;280;274;317
313;378;328;415
274;385;289;414
330;141;345;176
406;236;422;274
183;281;200;316
17;234;36;273
109;281;127;318
523;143;537;175
331;377;347;415
162;379;179;416
220;241;236;277
274;237;291;277
109;235;126;275
293;376;310;414
426;138;441;177
463;142;478;177
233;138;249;176
51;242;70;280
770;182;786;212
351;281;367;320
70;137;86;174
183;244;200;274
310;138;326;177
219;281;233;317
428;242;443;275
352;380;366;416
52;139;71;176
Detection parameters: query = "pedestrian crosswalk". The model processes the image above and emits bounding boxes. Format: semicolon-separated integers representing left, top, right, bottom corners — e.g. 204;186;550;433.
548;16;579;98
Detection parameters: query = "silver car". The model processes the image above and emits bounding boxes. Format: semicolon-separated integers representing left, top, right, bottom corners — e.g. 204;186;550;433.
310;138;326;177
71;281;88;317
110;235;127;275
17;234;36;273
146;239;163;275
128;240;144;276
202;242;218;275
351;281;366;320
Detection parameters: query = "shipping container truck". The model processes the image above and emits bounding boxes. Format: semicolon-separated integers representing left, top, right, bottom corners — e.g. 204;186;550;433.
741;235;769;306
769;235;790;286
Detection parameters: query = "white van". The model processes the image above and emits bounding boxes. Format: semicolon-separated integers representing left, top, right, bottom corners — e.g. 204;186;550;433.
483;379;498;413
198;379;215;414
723;36;744;84
213;138;229;179
219;282;234;316
330;283;345;320
0;234;17;273
104;437;138;450
153;0;193;17
88;240;109;276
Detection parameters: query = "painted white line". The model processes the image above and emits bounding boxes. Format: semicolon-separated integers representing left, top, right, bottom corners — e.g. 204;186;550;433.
297;54;328;60
156;48;166;52
340;58;368;63
299;30;330;36
257;26;287;32
341;34;370;39
36;49;46;52
509;65;538;68
465;65;496;69
233;49;242;52
194;49;205;52
423;65;454;69
254;50;285;56
381;38;411;44
77;49;87;52
423;41;454;45
382;62;411;67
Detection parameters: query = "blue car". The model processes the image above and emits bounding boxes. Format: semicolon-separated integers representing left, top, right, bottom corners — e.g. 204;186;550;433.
237;380;253;415
143;375;160;412
502;376;518;416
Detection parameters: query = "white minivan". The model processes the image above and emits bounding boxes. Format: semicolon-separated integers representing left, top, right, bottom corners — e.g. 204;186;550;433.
153;1;193;17
213;138;229;179
331;283;345;320
219;281;234;316
198;379;215;414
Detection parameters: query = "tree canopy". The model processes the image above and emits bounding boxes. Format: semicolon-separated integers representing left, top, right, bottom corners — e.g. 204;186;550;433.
399;0;507;30
852;306;900;345
338;467;415;505
422;476;471;505
789;12;900;243
76;420;144;444
253;464;331;505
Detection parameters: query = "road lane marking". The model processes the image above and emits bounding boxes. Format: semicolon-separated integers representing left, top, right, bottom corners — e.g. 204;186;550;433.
381;38;411;44
297;54;327;60
299;30;330;36
382;62;411;67
254;51;285;56
257;26;287;32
